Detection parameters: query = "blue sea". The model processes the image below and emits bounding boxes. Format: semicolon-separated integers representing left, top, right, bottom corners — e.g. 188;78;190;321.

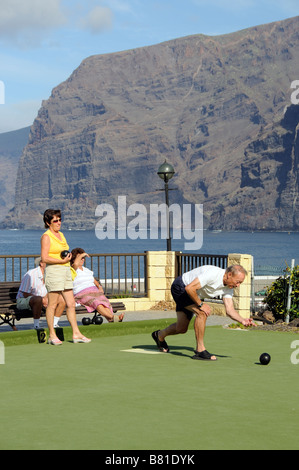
0;229;298;275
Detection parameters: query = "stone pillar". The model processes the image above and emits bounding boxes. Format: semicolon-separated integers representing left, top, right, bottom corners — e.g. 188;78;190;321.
146;251;176;304
227;253;253;319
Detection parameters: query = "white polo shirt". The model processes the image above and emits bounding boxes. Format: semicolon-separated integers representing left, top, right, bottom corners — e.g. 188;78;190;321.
16;266;47;299
182;265;233;299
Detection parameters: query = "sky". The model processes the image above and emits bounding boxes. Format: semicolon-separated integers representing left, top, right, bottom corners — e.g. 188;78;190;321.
0;0;298;134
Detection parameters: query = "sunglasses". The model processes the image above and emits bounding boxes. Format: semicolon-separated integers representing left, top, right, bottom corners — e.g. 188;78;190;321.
52;218;61;223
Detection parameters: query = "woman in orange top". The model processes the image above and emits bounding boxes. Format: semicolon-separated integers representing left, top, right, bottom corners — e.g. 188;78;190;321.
41;209;91;345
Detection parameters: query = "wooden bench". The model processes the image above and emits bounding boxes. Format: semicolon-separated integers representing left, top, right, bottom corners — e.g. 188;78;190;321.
0;281;126;331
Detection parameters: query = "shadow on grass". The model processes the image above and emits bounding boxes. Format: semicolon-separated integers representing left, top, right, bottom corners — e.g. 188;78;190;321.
133;343;231;359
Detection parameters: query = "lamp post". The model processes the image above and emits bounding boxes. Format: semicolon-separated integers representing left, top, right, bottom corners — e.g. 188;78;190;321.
157;160;175;251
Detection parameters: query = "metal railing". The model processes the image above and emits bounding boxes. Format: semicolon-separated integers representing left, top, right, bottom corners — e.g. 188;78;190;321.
85;253;147;296
0;253;147;297
175;252;228;277
0;255;36;282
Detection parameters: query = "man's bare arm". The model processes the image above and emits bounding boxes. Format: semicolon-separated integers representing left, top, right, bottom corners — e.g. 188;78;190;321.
223;297;256;326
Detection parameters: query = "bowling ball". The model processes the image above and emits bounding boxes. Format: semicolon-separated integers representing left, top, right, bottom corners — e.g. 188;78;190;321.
95;315;103;325
60;250;70;259
259;353;271;365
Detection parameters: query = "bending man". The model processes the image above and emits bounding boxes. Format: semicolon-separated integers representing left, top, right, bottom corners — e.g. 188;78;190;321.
152;264;255;360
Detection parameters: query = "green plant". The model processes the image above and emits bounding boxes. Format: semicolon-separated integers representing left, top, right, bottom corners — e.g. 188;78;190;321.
228;322;247;329
109;291;133;299
264;264;299;321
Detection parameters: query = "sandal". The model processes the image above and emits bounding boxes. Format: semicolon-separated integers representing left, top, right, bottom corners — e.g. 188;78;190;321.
48;337;62;346
192;349;217;361
72;335;91;343
151;330;169;353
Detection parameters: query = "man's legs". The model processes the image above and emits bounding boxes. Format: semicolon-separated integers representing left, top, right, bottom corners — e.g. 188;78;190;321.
194;310;217;360
28;296;43;320
155;307;216;360
17;296;43;328
158;311;190;341
152;311;191;352
194;310;207;352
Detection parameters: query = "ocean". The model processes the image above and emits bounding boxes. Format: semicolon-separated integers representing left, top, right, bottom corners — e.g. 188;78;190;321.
0;229;298;275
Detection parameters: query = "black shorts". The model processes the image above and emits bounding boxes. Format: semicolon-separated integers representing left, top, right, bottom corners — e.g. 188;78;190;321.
171;276;194;320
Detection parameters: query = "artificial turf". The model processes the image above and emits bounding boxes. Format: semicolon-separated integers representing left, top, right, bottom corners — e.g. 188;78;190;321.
0;322;298;450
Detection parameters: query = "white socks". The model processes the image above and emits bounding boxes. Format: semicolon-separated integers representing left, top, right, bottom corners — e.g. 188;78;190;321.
34;317;61;328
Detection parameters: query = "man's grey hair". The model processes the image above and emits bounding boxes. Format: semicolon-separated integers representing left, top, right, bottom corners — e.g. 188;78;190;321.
225;265;247;276
34;256;42;267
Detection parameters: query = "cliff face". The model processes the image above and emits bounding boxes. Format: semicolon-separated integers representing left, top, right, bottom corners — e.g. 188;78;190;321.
209;105;299;230
3;16;299;230
0;127;30;221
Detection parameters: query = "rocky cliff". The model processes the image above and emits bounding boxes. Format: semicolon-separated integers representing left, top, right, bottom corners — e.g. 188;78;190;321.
2;16;299;231
0;127;30;221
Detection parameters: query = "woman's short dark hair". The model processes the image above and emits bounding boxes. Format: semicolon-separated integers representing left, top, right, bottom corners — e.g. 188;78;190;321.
71;247;85;265
43;209;61;229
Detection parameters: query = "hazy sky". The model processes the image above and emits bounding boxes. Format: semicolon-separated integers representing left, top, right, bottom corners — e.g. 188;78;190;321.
0;0;298;133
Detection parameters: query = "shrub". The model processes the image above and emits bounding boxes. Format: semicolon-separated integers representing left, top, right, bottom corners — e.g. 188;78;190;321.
264;264;299;321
